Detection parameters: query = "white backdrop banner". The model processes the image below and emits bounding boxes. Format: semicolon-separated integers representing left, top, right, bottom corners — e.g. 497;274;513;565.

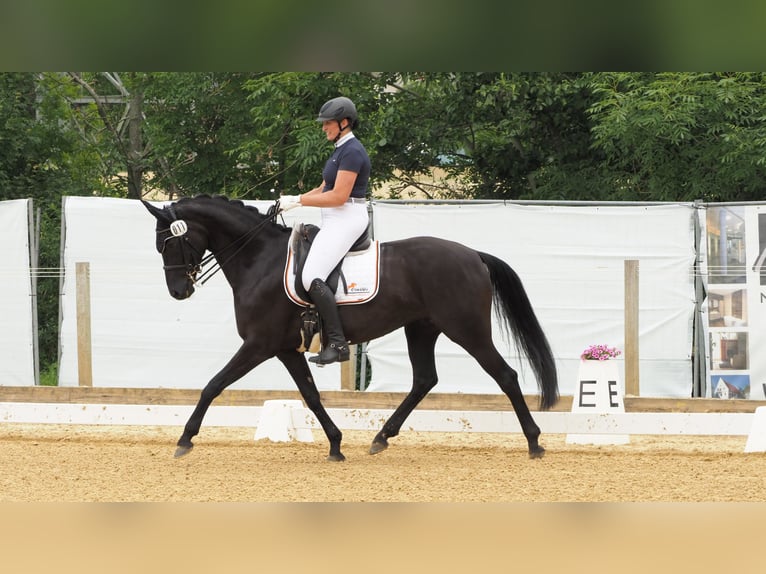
366;202;697;398
0;199;36;386
57;196;341;390
57;197;697;398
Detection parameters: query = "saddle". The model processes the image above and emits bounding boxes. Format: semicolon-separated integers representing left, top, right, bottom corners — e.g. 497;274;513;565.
289;222;372;354
290;222;372;303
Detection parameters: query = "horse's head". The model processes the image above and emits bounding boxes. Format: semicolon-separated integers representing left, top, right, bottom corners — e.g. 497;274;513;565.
142;199;208;300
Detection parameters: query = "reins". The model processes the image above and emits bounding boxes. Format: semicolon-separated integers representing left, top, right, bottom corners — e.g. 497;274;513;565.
159;201;281;286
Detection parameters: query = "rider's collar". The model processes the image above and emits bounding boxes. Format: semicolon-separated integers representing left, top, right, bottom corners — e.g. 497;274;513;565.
334;132;356;148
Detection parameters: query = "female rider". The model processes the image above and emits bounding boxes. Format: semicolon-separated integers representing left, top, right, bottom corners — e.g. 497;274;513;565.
279;96;370;365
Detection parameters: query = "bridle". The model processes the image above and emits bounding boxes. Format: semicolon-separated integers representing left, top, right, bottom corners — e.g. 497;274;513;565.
157;204;206;283
157;201;280;287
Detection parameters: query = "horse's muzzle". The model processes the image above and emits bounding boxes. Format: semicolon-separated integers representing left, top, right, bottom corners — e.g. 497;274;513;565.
169;282;195;300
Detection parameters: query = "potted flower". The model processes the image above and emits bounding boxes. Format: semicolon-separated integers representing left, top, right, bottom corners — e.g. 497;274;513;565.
570;343;629;445
579;344;622;392
581;344;621;361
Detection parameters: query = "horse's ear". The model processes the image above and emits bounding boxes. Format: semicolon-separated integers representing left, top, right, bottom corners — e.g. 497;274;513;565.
141;199;169;222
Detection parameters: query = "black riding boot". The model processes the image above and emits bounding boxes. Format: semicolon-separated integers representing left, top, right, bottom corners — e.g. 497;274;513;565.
308;278;350;365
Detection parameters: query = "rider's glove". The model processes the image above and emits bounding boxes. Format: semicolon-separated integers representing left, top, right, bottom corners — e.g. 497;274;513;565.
278;195;302;212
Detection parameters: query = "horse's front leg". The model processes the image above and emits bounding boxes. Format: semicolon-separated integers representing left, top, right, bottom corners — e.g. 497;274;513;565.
175;341;267;458
276;350;345;461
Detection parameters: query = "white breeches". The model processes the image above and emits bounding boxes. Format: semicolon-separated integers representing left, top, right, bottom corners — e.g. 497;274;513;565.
301;202;369;292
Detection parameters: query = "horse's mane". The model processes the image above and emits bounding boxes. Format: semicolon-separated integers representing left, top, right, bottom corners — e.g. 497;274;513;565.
175;194;291;233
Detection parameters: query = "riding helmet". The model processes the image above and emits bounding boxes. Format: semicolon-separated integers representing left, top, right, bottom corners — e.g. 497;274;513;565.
316;96;358;125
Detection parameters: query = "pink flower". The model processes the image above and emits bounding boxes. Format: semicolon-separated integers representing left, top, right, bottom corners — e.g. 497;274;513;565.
581;344;621;361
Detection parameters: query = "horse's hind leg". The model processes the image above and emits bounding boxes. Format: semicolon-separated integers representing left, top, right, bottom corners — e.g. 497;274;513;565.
370;320;440;455
464;344;544;458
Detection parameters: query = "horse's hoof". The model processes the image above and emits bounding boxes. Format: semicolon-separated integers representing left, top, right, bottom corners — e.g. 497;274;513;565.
369;440;388;455
174;445;194;458
528;446;545;459
326;452;346;462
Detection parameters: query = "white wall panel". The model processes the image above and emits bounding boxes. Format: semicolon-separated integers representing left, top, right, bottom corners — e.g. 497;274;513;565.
0;199;36;386
367;202;696;398
57;197;697;398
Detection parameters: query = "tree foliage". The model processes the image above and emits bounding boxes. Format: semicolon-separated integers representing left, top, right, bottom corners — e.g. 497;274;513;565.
378;72;600;199
588;72;766;201
1;73;108;371
139;72;260;197
10;71;766;204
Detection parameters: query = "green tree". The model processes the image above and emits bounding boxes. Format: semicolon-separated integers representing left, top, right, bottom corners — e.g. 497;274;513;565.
38;72;137;197
587;72;766;201
365;72;602;200
370;72;766;202
1;73;106;374
140;72;262;198
239;72;397;196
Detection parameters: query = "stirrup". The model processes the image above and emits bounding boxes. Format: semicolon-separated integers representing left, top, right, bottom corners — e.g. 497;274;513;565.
309;343;350;365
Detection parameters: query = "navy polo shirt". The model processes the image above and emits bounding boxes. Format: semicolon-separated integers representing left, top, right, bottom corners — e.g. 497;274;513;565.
322;136;370;199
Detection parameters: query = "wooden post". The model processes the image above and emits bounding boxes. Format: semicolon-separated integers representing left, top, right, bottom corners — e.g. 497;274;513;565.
76;262;93;387
624;260;639;396
340;344;357;391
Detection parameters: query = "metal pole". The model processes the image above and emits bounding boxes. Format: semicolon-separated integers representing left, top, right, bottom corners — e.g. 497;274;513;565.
359;342;369;391
29;202;40;386
692;201;707;398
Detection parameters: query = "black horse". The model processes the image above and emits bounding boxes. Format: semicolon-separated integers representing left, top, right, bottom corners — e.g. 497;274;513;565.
142;195;558;460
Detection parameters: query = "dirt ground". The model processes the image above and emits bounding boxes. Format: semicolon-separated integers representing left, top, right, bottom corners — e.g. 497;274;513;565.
1;423;764;502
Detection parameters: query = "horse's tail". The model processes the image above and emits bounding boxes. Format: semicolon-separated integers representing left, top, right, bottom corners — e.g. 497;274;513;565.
478;252;559;410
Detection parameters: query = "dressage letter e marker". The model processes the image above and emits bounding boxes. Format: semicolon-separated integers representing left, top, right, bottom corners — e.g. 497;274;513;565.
567;360;629;445
577;379;620;408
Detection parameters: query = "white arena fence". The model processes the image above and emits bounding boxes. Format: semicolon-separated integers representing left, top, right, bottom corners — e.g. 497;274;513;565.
0;401;755;435
2;401;764;455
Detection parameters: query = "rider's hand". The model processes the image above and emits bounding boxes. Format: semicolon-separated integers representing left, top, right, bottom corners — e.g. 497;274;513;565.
278;195;302;212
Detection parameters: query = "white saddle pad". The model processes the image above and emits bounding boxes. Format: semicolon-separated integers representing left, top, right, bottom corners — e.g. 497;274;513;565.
283;237;381;306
